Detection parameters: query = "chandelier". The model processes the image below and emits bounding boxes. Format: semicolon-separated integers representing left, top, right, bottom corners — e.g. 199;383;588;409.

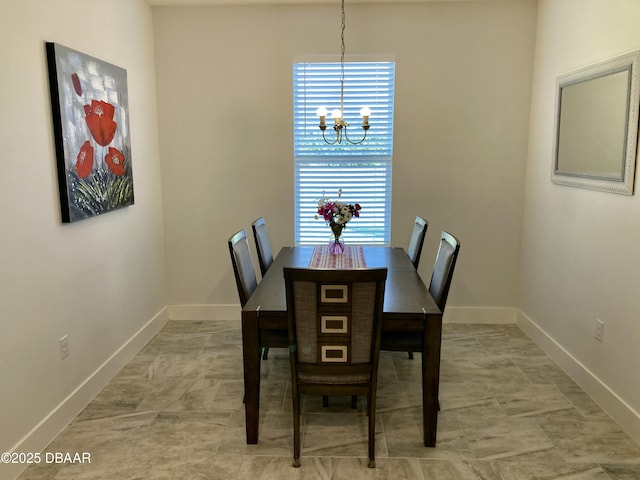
316;0;370;145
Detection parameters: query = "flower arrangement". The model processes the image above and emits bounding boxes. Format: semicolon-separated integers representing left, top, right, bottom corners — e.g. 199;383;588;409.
314;190;361;251
315;189;361;225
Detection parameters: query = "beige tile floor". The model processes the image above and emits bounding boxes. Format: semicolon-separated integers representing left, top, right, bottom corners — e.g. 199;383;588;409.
17;321;640;479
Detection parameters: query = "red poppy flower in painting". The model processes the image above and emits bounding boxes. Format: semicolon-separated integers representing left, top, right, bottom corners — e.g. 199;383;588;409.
84;100;117;146
71;73;82;96
105;147;126;176
75;141;94;178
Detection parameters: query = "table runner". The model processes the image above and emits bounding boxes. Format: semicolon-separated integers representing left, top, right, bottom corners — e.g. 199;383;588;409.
309;245;367;269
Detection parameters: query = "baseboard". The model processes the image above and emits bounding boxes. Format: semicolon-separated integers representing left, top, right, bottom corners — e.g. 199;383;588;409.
443;306;516;324
516;309;640;446
168;304;240;321
6;307;169;480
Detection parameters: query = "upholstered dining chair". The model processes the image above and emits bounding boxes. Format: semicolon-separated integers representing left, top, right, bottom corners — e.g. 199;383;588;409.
228;229;265;401
408;229;460;360
284;267;387;468
228;229;258;308
407;216;429;269
251;217;276;359
251;217;274;277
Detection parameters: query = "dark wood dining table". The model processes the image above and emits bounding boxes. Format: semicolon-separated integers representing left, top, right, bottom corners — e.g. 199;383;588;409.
241;245;443;447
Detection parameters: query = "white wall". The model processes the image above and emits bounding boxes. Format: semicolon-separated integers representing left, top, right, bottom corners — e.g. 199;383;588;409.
519;0;640;442
3;0;640;473
0;0;167;475
152;1;537;322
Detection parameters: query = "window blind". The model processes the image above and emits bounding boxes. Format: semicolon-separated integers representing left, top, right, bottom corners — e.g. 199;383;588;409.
293;61;395;245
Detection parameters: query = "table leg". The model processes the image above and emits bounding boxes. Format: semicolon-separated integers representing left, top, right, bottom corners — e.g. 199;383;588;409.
422;314;442;447
242;309;261;444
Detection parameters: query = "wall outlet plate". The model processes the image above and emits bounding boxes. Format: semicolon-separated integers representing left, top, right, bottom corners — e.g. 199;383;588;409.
594;319;605;342
59;335;70;359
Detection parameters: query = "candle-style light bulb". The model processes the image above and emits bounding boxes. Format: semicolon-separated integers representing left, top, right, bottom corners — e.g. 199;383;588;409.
360;107;371;128
316;107;328;129
331;109;342;124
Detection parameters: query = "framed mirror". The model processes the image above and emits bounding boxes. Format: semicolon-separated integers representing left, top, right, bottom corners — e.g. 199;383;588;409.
551;50;640;195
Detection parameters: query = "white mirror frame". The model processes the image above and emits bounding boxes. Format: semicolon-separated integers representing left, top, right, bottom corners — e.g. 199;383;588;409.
551;50;640;195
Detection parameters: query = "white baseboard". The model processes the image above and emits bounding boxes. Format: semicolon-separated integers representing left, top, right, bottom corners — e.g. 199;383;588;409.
168;304;240;321
516;310;640;446
6;307;169;480
443;306;516;324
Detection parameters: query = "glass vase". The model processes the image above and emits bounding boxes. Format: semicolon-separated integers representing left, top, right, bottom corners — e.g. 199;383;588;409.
329;222;345;254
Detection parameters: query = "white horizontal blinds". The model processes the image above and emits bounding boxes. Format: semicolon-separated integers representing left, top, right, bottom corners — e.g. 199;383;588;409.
293;61;395;246
293;62;395;156
295;156;392;245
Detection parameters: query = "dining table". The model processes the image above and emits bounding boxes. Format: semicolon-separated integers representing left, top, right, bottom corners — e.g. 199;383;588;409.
241;245;443;447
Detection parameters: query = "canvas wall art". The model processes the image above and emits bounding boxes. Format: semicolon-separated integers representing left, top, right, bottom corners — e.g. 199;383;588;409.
46;42;134;223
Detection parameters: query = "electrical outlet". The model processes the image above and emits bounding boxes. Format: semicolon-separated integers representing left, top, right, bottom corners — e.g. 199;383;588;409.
59;335;70;359
594;319;604;342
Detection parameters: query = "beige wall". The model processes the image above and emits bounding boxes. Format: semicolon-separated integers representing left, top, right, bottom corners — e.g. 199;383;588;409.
0;0;167;471
153;1;537;319
519;0;640;441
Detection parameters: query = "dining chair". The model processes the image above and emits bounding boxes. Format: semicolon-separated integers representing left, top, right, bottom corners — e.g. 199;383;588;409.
408;229;460;360
229;229;274;399
250;217;276;359
251;217;273;277
407;216;429;269
284;267;387;468
228;229;258;308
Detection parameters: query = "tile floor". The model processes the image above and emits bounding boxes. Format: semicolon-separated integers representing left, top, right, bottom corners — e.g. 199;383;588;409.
17;321;640;479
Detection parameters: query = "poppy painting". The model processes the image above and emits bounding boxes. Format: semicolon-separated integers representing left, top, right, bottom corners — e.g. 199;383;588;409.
46;42;134;223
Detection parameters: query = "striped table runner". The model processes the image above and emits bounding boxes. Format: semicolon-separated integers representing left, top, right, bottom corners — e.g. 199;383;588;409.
308;245;367;269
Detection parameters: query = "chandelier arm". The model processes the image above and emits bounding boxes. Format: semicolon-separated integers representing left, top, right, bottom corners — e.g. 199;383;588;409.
321;128;340;145
343;125;368;145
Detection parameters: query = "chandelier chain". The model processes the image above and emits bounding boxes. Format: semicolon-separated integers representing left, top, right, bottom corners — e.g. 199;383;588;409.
340;0;346;114
315;0;369;145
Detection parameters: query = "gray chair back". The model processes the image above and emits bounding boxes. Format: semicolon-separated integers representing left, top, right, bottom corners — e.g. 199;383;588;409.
407;216;428;269
429;230;460;311
228;229;258;306
251;217;273;276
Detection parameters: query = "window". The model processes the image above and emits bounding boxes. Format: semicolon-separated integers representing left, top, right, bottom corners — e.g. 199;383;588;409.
293;60;395;245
